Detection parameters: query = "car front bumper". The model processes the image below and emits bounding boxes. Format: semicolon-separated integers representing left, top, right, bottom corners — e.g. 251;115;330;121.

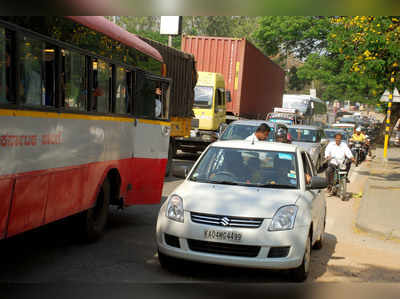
156;205;309;270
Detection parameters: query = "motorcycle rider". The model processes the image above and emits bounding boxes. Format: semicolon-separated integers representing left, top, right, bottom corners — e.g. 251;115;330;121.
325;132;355;195
350;127;368;162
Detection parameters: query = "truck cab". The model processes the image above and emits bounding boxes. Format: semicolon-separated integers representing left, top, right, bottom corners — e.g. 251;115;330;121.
193;72;226;132
174;72;226;154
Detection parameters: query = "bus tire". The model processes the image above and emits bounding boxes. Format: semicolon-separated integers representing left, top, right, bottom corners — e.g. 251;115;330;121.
83;178;110;242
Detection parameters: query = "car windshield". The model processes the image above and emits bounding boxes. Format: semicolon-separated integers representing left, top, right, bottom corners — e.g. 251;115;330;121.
289;128;319;143
219;124;275;141
189;147;298;189
194;86;213;108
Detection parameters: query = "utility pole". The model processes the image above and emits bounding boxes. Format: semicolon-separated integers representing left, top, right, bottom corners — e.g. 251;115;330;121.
383;76;395;160
168;35;172;47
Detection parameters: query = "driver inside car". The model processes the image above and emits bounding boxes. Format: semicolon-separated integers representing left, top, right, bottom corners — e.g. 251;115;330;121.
209;150;245;181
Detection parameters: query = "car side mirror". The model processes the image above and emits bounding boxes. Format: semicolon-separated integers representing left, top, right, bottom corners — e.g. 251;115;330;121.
172;165;190;179
309;176;328;189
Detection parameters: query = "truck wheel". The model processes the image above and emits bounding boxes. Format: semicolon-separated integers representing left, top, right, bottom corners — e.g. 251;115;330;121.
289;234;311;282
80;179;110;242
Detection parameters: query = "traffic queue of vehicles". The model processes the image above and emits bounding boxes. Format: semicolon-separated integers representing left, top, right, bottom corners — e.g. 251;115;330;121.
1;18;378;283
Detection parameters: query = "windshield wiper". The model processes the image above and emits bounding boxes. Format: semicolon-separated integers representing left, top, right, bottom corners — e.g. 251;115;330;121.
254;184;297;189
207;180;242;186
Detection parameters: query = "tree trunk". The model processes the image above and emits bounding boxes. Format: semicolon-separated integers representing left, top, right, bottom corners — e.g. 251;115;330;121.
376;103;400;144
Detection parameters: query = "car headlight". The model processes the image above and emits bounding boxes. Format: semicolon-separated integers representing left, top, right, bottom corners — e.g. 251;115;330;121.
166;195;184;223
268;205;298;231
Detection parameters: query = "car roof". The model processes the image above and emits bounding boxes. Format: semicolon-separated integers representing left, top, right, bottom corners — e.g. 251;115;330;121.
228;120;285;128
211;140;298;153
287;124;320;130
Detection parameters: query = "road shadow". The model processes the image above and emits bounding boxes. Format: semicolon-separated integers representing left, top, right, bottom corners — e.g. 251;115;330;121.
326;263;400;282
308;233;338;280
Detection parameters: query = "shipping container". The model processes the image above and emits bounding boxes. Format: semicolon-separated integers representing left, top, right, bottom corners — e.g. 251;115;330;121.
181;36;284;119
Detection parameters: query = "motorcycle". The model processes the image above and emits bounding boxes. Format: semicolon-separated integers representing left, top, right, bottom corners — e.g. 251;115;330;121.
349;141;365;166
332;159;349;201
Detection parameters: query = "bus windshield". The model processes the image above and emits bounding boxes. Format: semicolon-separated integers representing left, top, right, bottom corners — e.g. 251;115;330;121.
194;86;213;108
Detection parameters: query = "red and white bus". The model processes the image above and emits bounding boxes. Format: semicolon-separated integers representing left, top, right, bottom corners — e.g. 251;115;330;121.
0;16;171;241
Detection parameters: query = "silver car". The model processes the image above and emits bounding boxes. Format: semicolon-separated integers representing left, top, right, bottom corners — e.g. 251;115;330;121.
288;125;328;171
156;140;327;282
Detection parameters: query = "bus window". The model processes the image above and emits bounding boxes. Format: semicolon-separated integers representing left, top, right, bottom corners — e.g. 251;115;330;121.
92;59;111;113
134;70;156;119
19;36;56;107
115;66;128;114
62;49;87;111
0;27;14;104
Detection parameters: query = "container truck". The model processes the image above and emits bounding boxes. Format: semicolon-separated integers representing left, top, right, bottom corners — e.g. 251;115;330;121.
180;36;285;150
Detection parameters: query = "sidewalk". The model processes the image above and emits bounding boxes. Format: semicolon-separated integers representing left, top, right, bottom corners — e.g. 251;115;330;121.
356;147;400;239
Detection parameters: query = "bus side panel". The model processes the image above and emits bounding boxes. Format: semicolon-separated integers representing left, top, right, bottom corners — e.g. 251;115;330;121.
127;120;169;206
0;178;14;239
129;158;167;205
7;173;49;237
45;166;88;224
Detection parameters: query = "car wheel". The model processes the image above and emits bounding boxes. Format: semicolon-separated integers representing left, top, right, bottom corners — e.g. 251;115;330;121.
290;234;311;282
313;216;325;250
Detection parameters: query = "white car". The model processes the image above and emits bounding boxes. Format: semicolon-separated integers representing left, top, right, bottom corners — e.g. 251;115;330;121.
156;140;327;282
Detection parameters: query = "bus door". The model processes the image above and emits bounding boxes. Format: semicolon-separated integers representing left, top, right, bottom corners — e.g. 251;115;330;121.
128;71;170;205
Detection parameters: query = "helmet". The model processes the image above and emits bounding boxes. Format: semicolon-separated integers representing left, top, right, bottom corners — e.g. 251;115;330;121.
356;127;362;132
276;128;287;140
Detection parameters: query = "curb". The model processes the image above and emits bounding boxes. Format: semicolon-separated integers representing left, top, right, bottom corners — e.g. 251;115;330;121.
354;157;400;242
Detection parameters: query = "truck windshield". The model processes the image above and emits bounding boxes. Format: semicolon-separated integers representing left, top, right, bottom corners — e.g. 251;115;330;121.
194;86;213;108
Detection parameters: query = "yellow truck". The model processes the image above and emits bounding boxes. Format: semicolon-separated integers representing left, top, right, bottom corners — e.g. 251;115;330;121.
174;72;227;153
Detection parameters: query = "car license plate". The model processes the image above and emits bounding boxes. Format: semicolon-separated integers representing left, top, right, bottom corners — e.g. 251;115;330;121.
204;230;242;242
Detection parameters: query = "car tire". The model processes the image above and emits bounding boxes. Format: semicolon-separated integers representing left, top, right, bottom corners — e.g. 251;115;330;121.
290;234;311;282
313;217;325;250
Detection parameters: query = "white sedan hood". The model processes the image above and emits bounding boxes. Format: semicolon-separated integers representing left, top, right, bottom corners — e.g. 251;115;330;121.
173;181;301;219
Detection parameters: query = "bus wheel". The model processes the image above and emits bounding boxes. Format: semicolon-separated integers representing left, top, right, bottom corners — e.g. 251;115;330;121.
83;178;110;242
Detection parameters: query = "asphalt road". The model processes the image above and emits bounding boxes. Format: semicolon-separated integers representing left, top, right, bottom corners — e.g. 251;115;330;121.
1;151;398;286
0;151;292;284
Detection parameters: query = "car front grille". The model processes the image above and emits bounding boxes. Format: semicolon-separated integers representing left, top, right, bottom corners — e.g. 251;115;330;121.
187;239;261;257
191;212;263;228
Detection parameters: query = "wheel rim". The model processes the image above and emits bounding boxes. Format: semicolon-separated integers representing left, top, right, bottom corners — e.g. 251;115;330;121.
304;236;311;273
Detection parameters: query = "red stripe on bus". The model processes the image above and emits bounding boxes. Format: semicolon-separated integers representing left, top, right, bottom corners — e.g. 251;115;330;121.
1;157;167;239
